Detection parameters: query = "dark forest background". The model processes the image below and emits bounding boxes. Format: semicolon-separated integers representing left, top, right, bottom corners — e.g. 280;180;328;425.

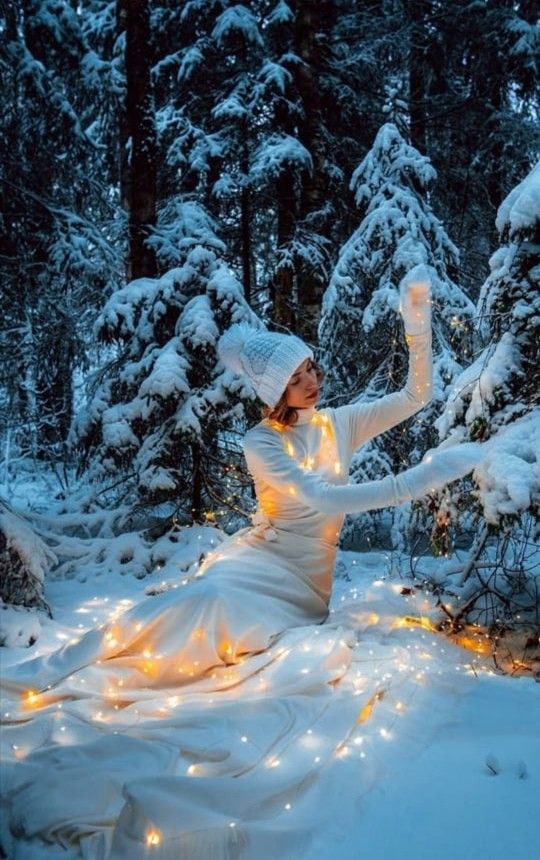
0;1;538;644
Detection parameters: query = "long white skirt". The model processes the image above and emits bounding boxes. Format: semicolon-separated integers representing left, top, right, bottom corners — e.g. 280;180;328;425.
0;525;400;859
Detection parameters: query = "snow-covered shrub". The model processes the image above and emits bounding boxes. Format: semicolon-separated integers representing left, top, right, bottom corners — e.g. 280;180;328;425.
73;238;262;524
408;162;540;637
46;521;223;585
318;119;474;547
0;503;56;621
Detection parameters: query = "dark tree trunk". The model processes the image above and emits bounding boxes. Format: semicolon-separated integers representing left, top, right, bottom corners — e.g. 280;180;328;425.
294;0;335;344
19;1;74;456
191;442;203;523
124;0;157;279
2;0;18;39
271;166;297;332
116;0;130;220
240;117;252;305
268;5;298;333
407;0;428;154
35;315;75;454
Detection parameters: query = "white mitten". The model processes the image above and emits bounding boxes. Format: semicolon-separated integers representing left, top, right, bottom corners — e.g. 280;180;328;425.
399;265;432;336
398;442;484;499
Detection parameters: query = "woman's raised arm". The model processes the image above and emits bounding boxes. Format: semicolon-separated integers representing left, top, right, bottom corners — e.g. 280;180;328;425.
331;268;434;455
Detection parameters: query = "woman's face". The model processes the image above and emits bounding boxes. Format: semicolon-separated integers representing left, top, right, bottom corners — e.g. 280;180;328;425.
284;357;319;409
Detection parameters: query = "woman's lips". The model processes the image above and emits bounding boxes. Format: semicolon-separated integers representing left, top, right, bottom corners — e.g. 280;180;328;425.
306;389;318;398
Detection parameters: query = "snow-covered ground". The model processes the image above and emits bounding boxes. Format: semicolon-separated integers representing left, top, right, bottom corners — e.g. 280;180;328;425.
1;529;538;860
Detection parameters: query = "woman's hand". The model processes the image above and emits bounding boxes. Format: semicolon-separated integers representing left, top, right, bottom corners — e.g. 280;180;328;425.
402;441;485;500
399;265;432;336
422;442;484;478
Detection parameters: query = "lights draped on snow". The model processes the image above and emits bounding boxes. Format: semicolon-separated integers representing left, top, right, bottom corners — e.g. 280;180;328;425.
13;578;498;843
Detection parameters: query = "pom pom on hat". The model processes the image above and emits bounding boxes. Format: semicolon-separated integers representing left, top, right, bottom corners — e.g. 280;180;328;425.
217;322;258;375
217;322;314;408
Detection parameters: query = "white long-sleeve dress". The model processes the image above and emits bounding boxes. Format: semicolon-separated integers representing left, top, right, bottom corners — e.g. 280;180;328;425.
1;332;437;860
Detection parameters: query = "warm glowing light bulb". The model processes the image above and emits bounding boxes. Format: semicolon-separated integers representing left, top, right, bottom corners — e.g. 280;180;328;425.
25;690;40;707
192;627;205;640
219;640;233;658
146;829;161;846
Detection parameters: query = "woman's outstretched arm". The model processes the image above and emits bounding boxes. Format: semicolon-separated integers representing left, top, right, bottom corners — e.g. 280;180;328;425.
243;430;483;516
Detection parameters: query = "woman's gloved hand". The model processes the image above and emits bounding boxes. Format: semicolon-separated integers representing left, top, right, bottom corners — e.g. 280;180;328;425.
399;265;432;336
400;441;485;499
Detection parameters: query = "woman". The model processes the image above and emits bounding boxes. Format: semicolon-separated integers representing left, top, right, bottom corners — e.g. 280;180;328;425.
0;273;485;859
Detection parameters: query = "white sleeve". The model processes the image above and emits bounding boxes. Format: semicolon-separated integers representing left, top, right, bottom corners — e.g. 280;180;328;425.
243;431;483;516
332;330;433;454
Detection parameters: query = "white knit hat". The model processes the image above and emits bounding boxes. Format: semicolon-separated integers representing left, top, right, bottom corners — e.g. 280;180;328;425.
217;322;314;408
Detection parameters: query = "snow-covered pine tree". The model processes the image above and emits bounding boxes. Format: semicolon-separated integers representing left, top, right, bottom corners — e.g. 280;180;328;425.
157;0;312;330
423;0;540;295
154;1;361;341
318;107;475;547
163;0;268;305
74;228;261;527
0;0;124;459
412;162;540;640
